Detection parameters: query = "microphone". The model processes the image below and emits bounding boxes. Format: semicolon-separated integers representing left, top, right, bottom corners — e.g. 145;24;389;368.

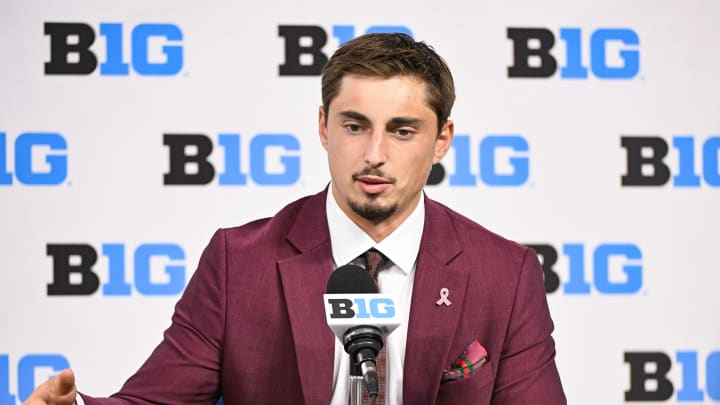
324;264;400;401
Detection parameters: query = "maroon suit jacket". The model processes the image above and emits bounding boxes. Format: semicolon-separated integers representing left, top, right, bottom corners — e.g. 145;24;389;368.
82;189;565;404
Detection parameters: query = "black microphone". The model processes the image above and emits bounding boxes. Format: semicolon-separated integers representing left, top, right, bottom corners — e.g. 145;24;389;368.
325;264;384;400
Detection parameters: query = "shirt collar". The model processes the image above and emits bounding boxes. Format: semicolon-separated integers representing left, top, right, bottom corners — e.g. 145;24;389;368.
326;183;425;274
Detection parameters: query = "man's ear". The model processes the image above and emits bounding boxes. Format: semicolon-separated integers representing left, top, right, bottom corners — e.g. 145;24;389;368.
433;119;454;164
318;105;329;151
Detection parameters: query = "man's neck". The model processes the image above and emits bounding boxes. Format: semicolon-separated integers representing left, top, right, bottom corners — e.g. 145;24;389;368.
354;215;411;243
325;184;425;273
333;193;422;243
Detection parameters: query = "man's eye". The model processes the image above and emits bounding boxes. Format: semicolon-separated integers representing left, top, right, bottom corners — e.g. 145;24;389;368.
396;129;415;137
345;124;363;132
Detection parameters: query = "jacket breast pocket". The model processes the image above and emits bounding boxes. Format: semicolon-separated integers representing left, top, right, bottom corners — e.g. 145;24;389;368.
435;360;494;404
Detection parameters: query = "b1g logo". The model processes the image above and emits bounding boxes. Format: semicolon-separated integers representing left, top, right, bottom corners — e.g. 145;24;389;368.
0;132;67;186
622;135;720;187
1;354;70;403
625;351;720;401
427;134;529;187
527;243;643;294
327;297;396;319
507;27;640;79
163;133;301;186
46;243;186;296
278;24;413;76
44;22;183;75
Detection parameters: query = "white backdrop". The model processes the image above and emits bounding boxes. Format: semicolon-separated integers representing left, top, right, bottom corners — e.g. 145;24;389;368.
1;0;719;403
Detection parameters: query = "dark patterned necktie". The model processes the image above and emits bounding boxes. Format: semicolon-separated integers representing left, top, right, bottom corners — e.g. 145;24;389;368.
361;248;388;405
364;249;387;287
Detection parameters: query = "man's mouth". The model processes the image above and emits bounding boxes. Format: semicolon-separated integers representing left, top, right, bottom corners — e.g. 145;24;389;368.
354;174;393;195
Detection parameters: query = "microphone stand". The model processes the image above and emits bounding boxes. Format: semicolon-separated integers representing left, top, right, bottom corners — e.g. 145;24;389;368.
344;326;382;405
349;361;363;405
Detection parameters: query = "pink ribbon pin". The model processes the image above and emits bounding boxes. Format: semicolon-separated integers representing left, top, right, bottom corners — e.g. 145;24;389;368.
436;287;452;306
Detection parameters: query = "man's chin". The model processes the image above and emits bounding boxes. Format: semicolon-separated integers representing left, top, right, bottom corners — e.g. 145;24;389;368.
348;199;397;222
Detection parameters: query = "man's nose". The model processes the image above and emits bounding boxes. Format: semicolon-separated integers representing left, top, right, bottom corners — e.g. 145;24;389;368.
364;130;388;166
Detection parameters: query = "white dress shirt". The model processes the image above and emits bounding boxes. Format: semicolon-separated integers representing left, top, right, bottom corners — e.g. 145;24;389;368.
327;184;424;405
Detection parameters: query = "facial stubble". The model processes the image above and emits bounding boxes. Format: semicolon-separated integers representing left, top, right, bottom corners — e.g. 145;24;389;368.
347;195;398;223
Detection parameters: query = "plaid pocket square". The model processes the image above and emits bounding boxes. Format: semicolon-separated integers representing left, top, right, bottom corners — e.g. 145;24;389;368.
441;340;489;383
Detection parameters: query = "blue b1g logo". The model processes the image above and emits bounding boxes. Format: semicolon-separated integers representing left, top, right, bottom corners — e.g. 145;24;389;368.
278;24;413;76
1;354;70;404
428;134;529;187
622;135;720;187
0;132;67;186
44;22;183;75
163;133;301;186
528;243;643;294
625;350;720;401
327;297;396;319
508;27;640;79
46;243;186;296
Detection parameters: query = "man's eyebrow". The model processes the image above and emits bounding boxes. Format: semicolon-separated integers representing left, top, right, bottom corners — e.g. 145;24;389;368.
338;111;424;127
388;117;422;126
338;110;370;123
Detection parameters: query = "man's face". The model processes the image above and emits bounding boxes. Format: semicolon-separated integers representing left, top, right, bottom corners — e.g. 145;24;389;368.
319;74;453;238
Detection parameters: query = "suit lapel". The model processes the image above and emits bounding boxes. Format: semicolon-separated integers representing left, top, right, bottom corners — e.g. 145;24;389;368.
403;197;469;403
277;190;336;404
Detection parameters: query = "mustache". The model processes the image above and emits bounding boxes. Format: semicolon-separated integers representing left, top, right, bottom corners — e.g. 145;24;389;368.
352;167;396;182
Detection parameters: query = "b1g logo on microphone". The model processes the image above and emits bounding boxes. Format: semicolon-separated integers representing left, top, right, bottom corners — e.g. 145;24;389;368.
427;134;530;187
526;243;643;295
46;242;186;296
163;133;301;186
324;294;400;338
0;132;68;186
1;353;70;404
507;27;640;79
622;135;720;187
327;297;396;319
44;22;183;75
625;350;720;402
278;24;413;76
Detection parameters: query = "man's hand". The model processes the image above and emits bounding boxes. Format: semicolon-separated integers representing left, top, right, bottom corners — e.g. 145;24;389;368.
23;368;77;405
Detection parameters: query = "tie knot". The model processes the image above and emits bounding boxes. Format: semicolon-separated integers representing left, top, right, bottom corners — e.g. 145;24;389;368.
363;248;388;283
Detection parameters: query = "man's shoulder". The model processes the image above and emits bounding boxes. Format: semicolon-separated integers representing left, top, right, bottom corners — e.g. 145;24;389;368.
425;197;529;256
217;191;325;247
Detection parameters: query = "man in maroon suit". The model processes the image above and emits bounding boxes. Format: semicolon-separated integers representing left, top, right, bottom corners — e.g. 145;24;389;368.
26;33;565;404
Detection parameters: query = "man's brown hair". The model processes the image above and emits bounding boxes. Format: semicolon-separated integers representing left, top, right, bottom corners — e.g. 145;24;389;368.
321;33;455;133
